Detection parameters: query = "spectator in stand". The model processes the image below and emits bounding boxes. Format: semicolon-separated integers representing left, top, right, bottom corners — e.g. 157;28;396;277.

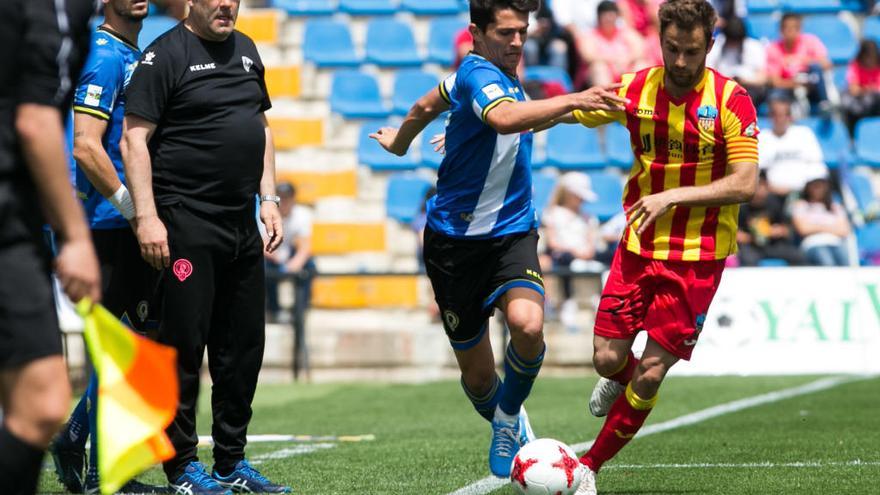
737;172;806;266
842;39;880;134
579;1;646;86
792;175;852;266
618;0;663;67
758;96;829;196
550;0;602;86
707;16;768;107
766;12;833;115
524;1;570;73
710;0;747;28
542;172;602;331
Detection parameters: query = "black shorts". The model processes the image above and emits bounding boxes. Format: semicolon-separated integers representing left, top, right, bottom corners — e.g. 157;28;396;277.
423;227;544;350
0;184;61;369
92;228;160;335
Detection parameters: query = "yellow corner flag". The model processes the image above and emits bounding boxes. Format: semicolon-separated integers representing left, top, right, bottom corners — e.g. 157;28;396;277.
76;300;178;495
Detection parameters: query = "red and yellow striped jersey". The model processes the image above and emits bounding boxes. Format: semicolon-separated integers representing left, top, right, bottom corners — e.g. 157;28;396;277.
573;67;759;261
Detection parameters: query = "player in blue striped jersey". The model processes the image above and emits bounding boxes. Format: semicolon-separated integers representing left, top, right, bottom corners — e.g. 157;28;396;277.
371;0;627;478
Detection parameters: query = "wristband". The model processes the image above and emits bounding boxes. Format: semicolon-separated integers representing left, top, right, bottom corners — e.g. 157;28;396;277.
109;184;136;220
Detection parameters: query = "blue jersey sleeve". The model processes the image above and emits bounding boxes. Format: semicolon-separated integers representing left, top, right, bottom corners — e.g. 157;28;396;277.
459;66;516;123
72;43;123;121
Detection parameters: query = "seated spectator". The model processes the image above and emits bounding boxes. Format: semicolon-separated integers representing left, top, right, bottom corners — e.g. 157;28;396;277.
758;96;829;196
542;172;602;331
524;1;570;74
579;1;645;86
792;176;852;266
737;172;806;266
707;16;768;108
618;0;663;67
842;39;880;134
550;0;602;87
766;13;833;115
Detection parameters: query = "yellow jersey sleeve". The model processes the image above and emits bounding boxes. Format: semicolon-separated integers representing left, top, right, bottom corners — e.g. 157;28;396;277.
722;85;759;164
571;74;632;128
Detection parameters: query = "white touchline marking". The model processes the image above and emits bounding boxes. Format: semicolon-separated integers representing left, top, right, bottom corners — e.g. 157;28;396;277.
447;375;875;495
197;433;375;447
250;443;337;465
605;460;880;470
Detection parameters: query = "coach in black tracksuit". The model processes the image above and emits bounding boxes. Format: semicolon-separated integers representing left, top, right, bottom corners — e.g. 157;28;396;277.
121;0;285;489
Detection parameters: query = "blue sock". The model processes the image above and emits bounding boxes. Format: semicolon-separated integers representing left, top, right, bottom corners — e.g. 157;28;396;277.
87;374;98;471
498;343;545;416
461;374;502;422
59;374;96;450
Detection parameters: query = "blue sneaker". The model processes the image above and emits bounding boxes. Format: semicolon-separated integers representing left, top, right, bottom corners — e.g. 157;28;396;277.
213;460;291;493
170;462;231;495
489;409;521;478
518;406;536;447
49;440;85;493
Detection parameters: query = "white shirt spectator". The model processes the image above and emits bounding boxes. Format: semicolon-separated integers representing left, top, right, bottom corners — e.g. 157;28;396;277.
552;0;602;33
707;34;767;83
791;200;848;249
758;125;829;194
543;205;598;253
276;204;312;262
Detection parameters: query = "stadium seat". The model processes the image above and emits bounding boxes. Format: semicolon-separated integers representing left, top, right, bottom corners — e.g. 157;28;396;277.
330;71;389;119
358;122;419;170
864;16;880;45
745;14;778;43
545;125;605;170
531;172;557;220
604;123;634;169
392;70;440;116
386;174;433;224
311;223;386;255
524;66;574;93
312;275;419;308
339;0;396;15
845;171;878;214
745;0;780;14
780;0;842;14
235;9;282;44
832;65;849;93
856;222;880;265
799;117;853;168
303;20;360;67
138;15;177;50
757;258;789;267
264;66;301;99
275;169;358;204
401;0;462;15
268;117;324;149
581;172;623;222
855;117;880;167
420;117;447;168
270;0;334;16
365;19;422;67
428;18;467;65
802;15;857;65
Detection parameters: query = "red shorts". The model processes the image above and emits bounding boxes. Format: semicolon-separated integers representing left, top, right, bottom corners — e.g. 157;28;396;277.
593;247;725;360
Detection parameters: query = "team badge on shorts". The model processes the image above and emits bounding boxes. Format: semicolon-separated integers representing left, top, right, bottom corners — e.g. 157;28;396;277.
443;310;460;333
697;105;718;131
173;258;193;282
684;313;707;346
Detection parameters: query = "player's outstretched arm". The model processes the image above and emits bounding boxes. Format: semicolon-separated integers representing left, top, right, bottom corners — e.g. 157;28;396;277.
485;83;627;135
627;161;758;236
371;87;450;156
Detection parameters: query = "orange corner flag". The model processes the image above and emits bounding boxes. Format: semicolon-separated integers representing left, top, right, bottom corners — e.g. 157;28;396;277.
77;299;178;495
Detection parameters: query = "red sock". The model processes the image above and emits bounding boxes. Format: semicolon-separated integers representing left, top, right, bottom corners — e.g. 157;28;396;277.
580;383;656;472
607;351;638;386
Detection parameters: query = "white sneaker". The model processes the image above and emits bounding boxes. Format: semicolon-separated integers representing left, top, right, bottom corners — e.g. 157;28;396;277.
589;377;625;417
517;406;536;445
575;467;597;495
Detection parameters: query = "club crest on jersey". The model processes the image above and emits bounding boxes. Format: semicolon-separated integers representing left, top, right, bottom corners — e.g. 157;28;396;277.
743;121;758;137
242;55;254;73
697;105;718;131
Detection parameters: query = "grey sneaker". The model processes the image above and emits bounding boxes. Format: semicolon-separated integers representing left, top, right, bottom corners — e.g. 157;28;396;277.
589;377;625;417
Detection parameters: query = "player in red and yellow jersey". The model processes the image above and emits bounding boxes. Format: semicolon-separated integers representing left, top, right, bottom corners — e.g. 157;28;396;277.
539;1;760;493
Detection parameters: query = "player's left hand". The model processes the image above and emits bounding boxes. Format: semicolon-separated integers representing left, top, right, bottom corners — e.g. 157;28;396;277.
626;191;675;236
261;201;284;253
430;133;446;154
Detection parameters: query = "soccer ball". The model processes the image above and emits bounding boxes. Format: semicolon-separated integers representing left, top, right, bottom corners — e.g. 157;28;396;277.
510;438;585;495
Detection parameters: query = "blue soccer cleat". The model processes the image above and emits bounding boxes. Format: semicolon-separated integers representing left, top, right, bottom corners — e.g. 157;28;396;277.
212;460;291;493
49;440;85;494
489;409;521;478
170;462;232;495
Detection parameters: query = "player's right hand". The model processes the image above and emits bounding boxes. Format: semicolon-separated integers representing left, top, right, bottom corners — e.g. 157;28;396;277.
55;237;101;304
136;215;170;270
369;127;405;156
574;83;629;112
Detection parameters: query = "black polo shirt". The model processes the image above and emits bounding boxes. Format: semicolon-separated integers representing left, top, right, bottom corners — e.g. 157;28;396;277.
125;22;271;216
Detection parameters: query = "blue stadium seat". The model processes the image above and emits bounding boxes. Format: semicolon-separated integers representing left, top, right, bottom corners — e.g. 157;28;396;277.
386;173;433;224
524;66;574;93
802;15;857;65
604;123;634;169
746;0;780;14
303;20;360;67
532;173;557;220
420;117;447;169
428;18;467;66
365;19;422;67
799;117;853;168
832;65;849;92
330;71;389;119
864;16;880;45
856;222;880;265
271;0;334;15
746;14;778;42
401;0;462;15
758;258;790;267
581;172;623;222
358;122;419;170
855;117;880;167
845;171;878;213
339;0;396;16
545;125;605;170
780;0;842;14
139;15;177;50
392;70;440;115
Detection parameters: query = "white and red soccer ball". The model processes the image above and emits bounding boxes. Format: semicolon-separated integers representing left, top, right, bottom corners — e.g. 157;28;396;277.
510;438;586;495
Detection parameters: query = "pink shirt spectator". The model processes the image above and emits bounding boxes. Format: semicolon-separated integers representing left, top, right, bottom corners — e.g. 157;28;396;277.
619;0;660;36
581;26;644;83
846;61;880;92
453;28;473;69
766;33;828;81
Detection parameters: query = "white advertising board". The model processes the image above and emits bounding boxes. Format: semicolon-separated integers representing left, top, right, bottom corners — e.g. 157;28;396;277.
670;267;880;375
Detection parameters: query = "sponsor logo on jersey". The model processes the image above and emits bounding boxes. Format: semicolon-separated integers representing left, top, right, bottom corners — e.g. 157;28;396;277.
189;63;216;72
84;84;103;106
743;121;757;137
481;83;505;100
95;37;108;46
142;51;156;65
